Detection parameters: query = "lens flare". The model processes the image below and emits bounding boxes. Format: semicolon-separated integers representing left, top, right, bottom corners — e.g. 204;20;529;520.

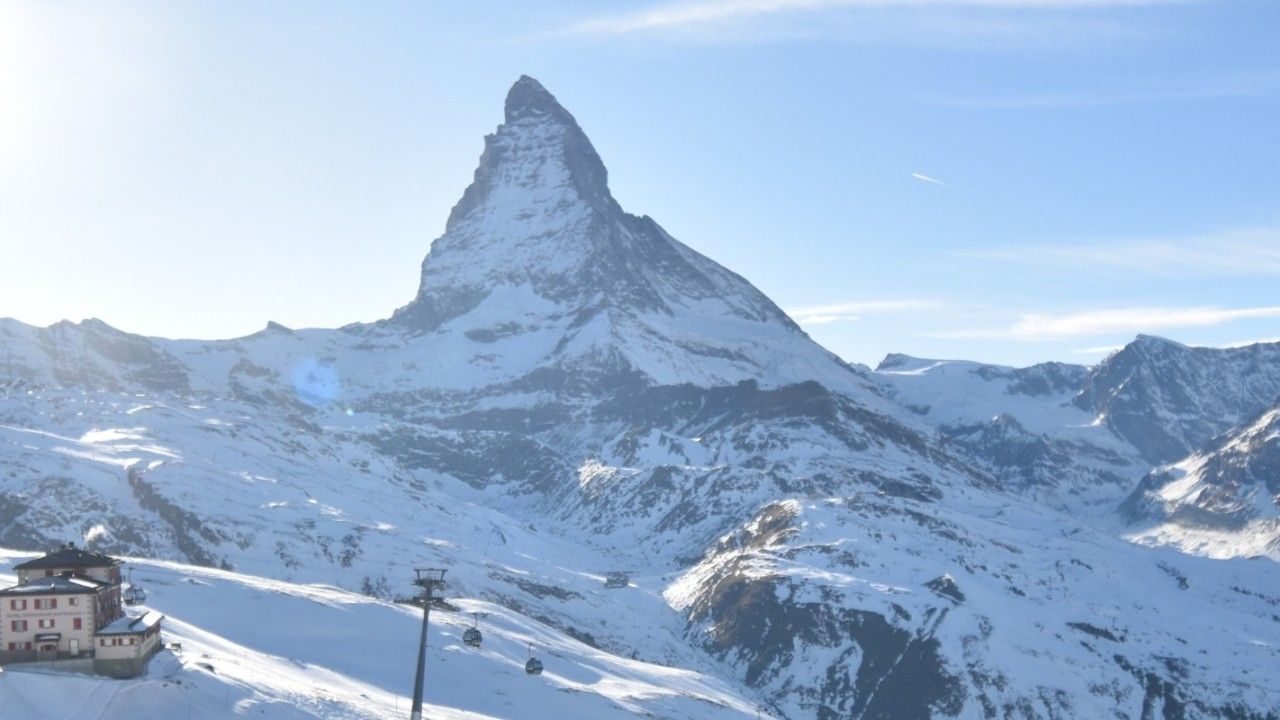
290;358;341;407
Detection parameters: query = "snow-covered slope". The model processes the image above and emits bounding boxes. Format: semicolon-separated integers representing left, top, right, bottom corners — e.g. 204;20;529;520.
0;549;760;720
874;354;1144;511
0;318;189;393
1124;403;1280;560
2;76;1280;719
670;494;1280;718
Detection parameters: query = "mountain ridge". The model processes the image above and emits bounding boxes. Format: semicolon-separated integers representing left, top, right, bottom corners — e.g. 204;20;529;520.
1;76;1278;719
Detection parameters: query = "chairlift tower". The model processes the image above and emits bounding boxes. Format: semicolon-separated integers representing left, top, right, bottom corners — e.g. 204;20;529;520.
408;568;447;720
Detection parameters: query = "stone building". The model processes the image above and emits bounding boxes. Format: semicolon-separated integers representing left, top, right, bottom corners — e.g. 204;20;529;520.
0;544;162;677
94;610;164;678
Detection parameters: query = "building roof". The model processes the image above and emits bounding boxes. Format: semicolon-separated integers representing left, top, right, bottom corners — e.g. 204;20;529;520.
97;611;163;636
13;546;122;571
0;574;113;596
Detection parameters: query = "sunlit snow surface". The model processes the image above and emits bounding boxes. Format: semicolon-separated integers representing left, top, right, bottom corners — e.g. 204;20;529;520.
0;550;760;720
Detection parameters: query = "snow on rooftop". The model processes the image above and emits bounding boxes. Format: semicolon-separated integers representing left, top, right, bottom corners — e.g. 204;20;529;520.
97;610;163;635
0;574;111;594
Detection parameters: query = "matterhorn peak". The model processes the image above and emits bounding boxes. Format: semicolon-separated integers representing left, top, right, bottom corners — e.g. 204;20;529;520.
443;76;612;234
504;75;575;125
386;76;857;392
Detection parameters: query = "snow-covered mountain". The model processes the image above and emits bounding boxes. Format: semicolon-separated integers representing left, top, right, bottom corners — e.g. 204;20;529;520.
1077;335;1280;464
1124;401;1280;560
2;77;1279;718
386;76;860;394
671;494;1280;718
874;354;1143;511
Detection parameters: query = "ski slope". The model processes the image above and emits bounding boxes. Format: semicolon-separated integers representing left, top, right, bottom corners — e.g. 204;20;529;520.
0;550;763;720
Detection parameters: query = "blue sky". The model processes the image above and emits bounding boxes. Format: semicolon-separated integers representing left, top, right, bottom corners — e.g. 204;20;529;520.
1;0;1277;367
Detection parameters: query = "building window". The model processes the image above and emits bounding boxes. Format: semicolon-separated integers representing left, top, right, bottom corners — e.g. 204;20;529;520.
73;618;83;630
49;598;57;609
11;620;27;632
23;642;31;650
6;642;14;651
32;599;42;610
129;637;137;645
68;597;77;606
38;619;55;629
9;599;26;611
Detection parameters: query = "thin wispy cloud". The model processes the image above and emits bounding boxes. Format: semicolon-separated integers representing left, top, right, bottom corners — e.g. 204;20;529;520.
916;72;1280;108
1217;337;1280;349
941;305;1280;340
1070;344;1125;355
789;299;941;325
964;225;1280;277
911;172;951;187
1072;337;1280;355
569;0;1195;36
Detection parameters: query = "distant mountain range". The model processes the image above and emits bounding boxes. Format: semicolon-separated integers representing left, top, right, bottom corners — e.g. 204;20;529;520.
1;77;1276;719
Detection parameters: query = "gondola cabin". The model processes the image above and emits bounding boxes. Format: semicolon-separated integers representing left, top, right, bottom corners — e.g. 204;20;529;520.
525;644;544;675
463;627;482;648
123;584;146;606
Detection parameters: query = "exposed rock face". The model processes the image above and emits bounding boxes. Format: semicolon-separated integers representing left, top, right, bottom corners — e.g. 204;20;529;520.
1077;335;1280;464
1124;403;1280;558
0;317;190;392
667;497;1280;719
1;77;1279;719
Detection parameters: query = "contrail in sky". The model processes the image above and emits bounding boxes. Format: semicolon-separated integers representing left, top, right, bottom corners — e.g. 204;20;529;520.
911;172;951;187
